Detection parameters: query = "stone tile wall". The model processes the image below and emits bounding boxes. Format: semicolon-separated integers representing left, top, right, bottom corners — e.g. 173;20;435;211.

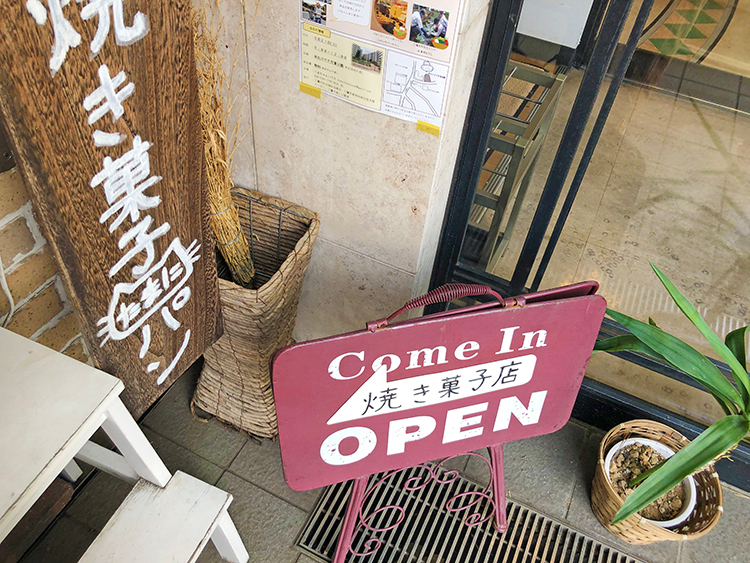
214;0;491;340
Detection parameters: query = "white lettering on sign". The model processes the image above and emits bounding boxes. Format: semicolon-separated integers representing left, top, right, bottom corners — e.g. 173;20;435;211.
454;341;479;361
327;336;545;382
320;426;377;465
387;415;436;455
372;353;401;374
26;0;150;76
520;330;547;351
79;0;150;57
82;61;200;385
97;238;199;340
496;326;518;354
84;64;134;146
406;346;448;370
328;351;366;380
493;391;547;431
443;402;488;444
326;355;536;425
109;215;171;278
84;65;134;125
26;0;82;74
497;326;549;355
93;131;127;147
320;392;548;465
96;237;200;383
23;0;197;385
91;135;162;232
26;0;49;24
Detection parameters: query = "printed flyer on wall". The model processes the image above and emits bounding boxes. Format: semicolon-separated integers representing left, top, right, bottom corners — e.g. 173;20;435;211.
299;0;463;131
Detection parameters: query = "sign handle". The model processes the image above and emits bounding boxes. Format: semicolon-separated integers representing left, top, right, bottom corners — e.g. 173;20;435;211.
367;284;505;331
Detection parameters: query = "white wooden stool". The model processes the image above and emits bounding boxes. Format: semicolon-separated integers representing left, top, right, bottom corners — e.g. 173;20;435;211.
80;471;247;563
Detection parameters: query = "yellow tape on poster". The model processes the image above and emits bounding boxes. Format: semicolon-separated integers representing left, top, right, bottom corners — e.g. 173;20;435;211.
417;121;440;137
300;82;322;98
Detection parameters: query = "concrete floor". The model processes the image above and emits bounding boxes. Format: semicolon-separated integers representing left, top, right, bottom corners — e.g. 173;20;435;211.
19;360;750;562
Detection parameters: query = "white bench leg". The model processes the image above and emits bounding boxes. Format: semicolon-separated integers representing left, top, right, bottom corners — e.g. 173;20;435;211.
74;440;140;483
211;512;249;563
60;459;83;482
100;398;171;487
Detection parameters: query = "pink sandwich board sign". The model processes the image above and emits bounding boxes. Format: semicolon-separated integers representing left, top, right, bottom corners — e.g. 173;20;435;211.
272;282;606;560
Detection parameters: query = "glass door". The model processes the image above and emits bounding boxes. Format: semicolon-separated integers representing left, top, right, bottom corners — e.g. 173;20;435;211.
431;0;750;489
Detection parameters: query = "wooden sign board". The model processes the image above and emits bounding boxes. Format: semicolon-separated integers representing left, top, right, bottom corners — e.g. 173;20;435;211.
273;283;606;491
0;1;221;416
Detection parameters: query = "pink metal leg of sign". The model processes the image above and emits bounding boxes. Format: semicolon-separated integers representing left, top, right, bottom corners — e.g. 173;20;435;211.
489;444;508;532
333;447;509;560
333;475;369;563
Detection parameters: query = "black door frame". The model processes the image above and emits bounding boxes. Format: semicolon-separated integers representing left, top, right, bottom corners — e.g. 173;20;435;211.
428;0;750;490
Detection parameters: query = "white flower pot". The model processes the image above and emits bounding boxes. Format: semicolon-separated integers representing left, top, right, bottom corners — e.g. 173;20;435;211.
604;437;697;529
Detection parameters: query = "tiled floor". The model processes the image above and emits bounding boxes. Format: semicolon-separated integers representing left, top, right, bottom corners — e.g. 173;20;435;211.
19;360;750;562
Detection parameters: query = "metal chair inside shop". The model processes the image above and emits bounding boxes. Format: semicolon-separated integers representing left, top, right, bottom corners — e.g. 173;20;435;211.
469;61;566;273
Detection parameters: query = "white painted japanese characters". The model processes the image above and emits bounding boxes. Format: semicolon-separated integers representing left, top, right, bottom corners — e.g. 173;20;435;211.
1;0;220;415
26;0;149;75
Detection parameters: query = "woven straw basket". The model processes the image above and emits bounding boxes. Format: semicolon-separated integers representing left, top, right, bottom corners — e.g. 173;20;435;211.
591;419;723;544
192;188;319;439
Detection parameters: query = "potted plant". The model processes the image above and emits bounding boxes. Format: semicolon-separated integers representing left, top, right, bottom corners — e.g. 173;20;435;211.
590;262;750;543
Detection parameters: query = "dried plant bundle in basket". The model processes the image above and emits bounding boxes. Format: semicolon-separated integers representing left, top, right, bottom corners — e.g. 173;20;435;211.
193;2;255;286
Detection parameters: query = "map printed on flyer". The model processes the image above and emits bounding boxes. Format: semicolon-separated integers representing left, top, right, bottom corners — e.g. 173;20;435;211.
300;0;462;131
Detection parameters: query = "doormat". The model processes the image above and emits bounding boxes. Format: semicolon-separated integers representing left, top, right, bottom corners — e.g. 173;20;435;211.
296;463;644;563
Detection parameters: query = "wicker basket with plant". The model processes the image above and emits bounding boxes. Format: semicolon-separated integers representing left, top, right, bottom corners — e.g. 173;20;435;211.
591;263;749;543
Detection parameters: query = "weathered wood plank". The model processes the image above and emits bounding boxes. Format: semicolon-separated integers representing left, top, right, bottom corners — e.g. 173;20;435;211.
79;471;233;563
0;1;221;416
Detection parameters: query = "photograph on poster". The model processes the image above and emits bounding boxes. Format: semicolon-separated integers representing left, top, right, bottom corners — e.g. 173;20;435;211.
351;43;384;73
371;0;408;40
409;5;449;49
302;0;329;25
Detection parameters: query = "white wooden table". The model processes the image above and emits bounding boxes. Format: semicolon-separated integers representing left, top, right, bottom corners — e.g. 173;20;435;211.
0;327;248;562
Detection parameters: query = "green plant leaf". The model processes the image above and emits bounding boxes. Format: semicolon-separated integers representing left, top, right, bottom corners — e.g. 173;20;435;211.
593;335;667;362
725;325;749;373
648;317;660;328
613;415;750;524
607;309;743;412
595;326;733;415
651;263;750;411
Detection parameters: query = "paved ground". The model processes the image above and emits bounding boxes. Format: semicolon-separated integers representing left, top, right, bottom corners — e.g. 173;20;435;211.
20;361;750;562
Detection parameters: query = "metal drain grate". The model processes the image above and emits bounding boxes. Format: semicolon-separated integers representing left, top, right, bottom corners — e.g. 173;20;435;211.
297;464;644;563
